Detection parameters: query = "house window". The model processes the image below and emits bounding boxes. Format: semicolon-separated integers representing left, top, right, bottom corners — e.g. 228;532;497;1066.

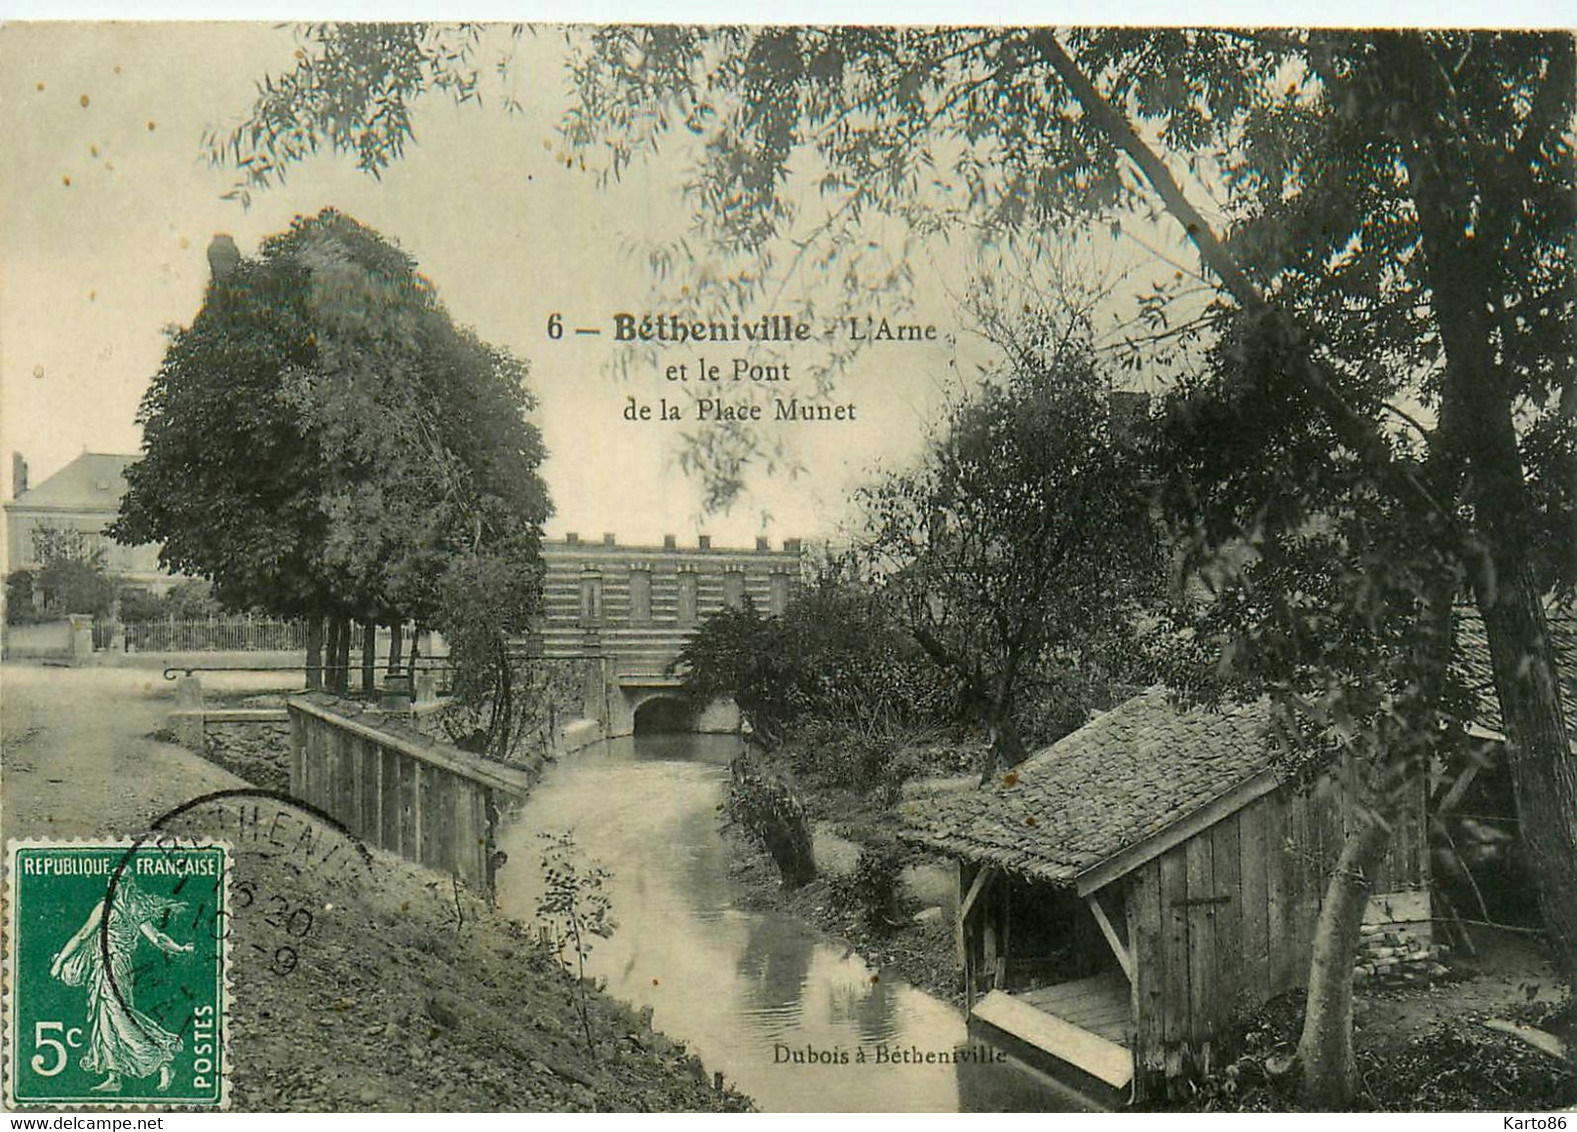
629;567;652;623
579;572;603;625
677;572;698;624
723;570;745;610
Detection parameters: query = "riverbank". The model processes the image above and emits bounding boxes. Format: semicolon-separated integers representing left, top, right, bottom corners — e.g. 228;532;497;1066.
725;824;964;1008
226;820;754;1111
719;745;964;1008
2;665;753;1112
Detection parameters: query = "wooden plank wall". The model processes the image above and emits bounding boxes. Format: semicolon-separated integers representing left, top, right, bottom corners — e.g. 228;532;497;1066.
1122;772;1430;1089
289;699;529;895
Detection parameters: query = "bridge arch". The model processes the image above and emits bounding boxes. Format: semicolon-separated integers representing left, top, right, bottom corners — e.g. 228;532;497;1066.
631;693;695;734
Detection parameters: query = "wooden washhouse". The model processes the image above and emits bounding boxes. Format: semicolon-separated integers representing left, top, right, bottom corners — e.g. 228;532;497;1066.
901;688;1431;1104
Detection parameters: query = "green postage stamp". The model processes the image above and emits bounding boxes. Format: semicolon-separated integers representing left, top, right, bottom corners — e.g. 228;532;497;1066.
5;840;230;1108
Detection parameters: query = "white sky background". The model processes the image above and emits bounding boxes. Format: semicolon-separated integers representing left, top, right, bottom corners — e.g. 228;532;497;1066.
1;22;1104;549
3;15;1555;551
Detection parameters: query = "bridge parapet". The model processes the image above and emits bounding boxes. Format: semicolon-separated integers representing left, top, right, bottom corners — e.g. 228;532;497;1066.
287;694;532;895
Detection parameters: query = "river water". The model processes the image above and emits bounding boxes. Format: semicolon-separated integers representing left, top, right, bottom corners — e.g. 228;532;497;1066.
494;731;1090;1112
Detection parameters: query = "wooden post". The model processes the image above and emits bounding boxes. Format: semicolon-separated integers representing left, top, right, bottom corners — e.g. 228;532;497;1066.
998;875;1011;989
1087;890;1134;981
288;701;304;794
388;622;404;676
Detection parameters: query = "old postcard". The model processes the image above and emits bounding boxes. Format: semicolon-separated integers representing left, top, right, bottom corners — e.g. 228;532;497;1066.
1;18;1572;1116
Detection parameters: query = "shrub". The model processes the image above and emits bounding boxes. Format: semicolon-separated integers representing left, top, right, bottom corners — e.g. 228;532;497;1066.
829;841;908;933
723;756;817;889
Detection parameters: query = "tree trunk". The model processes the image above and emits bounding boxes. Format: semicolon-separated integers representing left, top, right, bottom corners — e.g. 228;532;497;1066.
982;705;1027;780
1406;148;1577;999
1044;30;1577;1014
761;811;818;890
387;622;404;675
336;619;352;694
1294;817;1392;1108
1473;564;1577;998
360;621;376;696
305;618;323;691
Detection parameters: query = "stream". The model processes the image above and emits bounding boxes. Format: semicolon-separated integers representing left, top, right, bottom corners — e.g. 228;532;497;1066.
495;730;1090;1112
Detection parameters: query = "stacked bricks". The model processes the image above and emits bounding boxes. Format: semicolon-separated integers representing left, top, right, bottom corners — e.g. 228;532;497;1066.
1353;923;1450;989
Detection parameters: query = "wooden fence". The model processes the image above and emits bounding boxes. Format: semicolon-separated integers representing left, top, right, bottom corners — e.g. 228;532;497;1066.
287;695;533;894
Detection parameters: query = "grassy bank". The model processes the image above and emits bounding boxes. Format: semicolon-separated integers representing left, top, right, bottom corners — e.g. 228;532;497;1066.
223;825;753;1111
723;735;972;1006
724;823;964;1008
1135;986;1574;1112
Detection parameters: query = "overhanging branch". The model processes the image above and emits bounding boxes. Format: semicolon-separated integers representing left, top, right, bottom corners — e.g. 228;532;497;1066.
1033;32;1462;544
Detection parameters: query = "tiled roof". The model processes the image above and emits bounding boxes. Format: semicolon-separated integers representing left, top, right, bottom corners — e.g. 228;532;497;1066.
898;688;1275;886
5;453;136;513
1454;607;1577;741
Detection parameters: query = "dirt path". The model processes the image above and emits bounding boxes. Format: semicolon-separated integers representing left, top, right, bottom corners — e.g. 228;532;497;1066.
1;663;752;1112
2;664;245;840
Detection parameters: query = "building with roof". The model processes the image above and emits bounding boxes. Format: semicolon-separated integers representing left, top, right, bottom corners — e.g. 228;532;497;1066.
900;687;1430;1103
522;532;803;736
3;452;180;596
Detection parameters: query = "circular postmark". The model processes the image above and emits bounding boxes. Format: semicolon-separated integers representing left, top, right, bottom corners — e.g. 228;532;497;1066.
104;788;378;1009
71;788;380;1106
101;787;377;1010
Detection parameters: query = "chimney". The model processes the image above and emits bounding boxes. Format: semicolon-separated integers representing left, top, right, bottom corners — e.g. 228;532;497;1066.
697;535;712;552
755;536;770;552
11;453;27;498
602;533;616;548
565;532;579;546
663;534;677;551
207;234;241;281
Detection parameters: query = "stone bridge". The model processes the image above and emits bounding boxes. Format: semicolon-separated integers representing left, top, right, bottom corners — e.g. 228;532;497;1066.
520;533;801;737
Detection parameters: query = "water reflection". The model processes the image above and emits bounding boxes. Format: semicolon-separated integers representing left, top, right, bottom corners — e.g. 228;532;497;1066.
495;732;1085;1112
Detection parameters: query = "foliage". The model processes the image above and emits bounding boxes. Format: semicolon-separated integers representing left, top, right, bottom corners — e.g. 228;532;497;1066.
723;755;817;890
115;208;549;630
4;570;37;623
159;579;227;621
676;564;953;749
1141;989;1576;1112
534;831;616;1057
442;655;587;766
112;586;163;624
11;527;117;618
827;841;907;935
115;208;550;752
860;314;1165;770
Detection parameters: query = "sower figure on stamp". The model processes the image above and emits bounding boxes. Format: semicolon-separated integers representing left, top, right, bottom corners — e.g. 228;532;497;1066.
49;876;193;1093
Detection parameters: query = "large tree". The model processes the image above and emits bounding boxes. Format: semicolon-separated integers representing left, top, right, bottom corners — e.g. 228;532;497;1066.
861;312;1163;772
217;25;1575;1102
115;209;550;706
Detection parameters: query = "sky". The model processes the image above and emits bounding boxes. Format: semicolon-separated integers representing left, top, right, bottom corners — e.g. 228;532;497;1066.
4;16;1504;554
1;22;1047;553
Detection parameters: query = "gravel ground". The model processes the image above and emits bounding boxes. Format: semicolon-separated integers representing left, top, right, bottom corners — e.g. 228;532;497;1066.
203;722;292;792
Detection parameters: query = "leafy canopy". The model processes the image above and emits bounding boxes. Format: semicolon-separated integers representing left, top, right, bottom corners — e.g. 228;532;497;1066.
115;208;550;631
